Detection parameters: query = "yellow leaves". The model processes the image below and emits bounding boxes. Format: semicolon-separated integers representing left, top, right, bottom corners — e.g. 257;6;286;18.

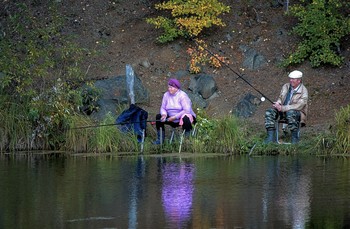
176;16;225;36
187;39;229;73
146;16;168;29
148;0;230;41
210;54;229;68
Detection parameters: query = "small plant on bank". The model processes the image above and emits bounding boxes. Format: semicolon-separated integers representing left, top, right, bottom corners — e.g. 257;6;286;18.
146;0;230;43
208;115;247;154
187;39;229;73
283;0;350;67
194;108;216;142
64;115;95;152
189;110;248;154
310;105;350;155
334;104;350;154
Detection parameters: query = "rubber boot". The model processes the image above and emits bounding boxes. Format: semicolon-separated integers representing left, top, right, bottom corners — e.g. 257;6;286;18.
153;129;165;145
291;130;299;144
264;129;276;143
184;130;191;137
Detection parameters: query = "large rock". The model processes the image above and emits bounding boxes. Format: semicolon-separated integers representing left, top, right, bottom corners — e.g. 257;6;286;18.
87;75;149;120
189;74;217;99
234;93;262;118
239;45;267;70
185;90;208;109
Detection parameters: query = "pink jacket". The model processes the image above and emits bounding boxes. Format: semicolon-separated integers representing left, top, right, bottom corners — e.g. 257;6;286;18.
160;90;196;123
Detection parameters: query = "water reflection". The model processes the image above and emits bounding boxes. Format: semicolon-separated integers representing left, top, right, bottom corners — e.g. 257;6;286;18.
160;160;195;228
262;158;311;229
0;156;349;228
128;157;146;229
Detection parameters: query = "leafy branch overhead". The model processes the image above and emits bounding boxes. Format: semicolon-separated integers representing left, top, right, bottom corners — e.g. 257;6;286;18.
283;0;350;67
146;0;230;43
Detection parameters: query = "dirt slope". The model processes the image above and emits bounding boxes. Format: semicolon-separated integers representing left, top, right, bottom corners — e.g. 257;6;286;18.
3;0;350;134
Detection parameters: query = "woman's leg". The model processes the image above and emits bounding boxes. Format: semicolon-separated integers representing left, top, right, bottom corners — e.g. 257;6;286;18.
181;115;196;133
154;114;165;144
155;114;165;132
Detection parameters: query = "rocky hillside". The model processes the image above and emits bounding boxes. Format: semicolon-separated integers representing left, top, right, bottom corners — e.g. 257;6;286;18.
2;0;350;134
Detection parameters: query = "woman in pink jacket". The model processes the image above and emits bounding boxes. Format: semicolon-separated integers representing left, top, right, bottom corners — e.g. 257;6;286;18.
153;78;196;144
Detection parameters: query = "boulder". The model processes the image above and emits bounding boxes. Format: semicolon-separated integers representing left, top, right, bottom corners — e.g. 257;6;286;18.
234;93;261;118
86;75;149;120
189;74;217;99
239;45;267;70
185;90;208;109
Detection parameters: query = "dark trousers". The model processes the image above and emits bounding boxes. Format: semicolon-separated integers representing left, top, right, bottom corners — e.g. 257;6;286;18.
265;108;301;132
155;114;196;133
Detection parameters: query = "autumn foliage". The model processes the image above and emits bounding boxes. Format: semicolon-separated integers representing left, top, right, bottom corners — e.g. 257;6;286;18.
187;39;229;73
146;0;230;43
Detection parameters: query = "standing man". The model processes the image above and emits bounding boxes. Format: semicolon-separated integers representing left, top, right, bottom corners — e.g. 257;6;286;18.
265;70;308;144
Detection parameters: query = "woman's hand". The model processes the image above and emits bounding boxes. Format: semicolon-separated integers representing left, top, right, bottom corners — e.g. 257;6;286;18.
167;116;176;122
161;115;167;122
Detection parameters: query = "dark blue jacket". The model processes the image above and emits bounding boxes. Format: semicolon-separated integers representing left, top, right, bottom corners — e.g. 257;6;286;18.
116;104;148;142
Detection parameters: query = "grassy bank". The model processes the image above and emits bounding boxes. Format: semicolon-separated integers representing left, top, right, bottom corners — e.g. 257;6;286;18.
1;2;349;156
1;105;349;155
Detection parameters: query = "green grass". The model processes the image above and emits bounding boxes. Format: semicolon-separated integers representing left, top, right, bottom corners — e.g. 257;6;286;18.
1;101;349;156
0;100;32;152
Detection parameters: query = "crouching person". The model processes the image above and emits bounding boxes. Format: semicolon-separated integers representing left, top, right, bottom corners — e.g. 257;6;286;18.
153;78;196;145
265;70;308;144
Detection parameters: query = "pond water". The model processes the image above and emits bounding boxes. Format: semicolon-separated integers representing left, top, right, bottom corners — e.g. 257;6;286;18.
0;154;349;229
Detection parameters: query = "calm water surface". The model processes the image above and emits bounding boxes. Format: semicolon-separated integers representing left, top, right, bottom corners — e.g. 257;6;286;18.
0;154;349;229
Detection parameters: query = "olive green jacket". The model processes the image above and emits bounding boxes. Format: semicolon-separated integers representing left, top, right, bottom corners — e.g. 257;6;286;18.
277;83;308;125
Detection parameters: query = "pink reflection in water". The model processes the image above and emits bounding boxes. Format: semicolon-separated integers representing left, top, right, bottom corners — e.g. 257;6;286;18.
161;162;195;228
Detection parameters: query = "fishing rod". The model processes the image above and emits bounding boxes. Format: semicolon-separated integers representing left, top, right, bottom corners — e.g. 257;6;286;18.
72;119;162;130
193;39;274;104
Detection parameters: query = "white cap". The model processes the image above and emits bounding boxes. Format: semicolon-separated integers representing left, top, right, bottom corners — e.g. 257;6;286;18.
288;70;303;79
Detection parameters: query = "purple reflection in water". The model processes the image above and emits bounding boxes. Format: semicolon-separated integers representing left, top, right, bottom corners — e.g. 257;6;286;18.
161;162;195;228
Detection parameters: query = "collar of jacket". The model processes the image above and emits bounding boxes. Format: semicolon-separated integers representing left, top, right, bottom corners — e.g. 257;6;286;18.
289;83;302;93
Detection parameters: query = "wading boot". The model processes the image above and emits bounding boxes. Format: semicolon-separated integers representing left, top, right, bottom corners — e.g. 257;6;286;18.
264;129;276;144
153;129;165;145
291;130;299;144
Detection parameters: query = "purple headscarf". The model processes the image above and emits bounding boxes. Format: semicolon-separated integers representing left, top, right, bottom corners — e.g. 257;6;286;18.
168;78;181;89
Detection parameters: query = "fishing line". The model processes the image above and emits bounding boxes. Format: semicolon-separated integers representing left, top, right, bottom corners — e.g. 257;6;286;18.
193;39;273;104
72;119;162;130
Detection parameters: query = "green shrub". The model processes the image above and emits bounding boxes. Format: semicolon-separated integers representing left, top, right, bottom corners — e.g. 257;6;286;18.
0;3;89;150
283;0;350;67
146;0;230;43
303;105;350;155
194;108;216;142
0;3;87;96
189;111;248;154
334;105;350;154
209;115;246;153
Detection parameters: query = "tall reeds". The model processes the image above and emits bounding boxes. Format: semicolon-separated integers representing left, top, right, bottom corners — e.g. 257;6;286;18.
64;113;140;153
334;105;350;154
208;115;245;153
0;100;32;152
188;115;247;154
5;101;349;155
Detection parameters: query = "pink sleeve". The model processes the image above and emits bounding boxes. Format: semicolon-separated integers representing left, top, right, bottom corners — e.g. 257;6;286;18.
160;92;168;116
